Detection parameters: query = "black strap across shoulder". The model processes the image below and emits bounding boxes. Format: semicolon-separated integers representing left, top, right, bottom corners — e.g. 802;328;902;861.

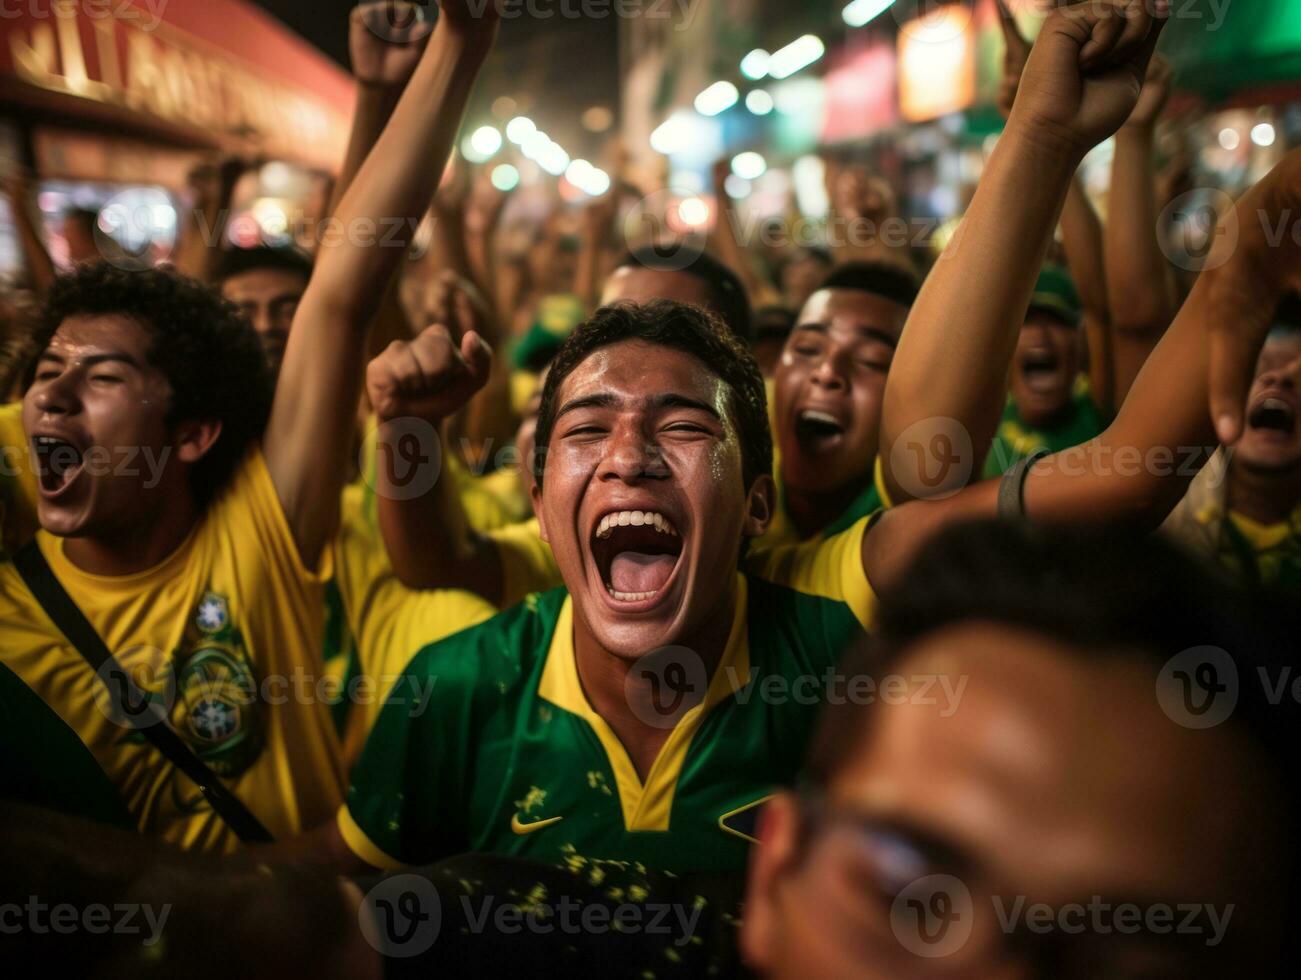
13;542;273;844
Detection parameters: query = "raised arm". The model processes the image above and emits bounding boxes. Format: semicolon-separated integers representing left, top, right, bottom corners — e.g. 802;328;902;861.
265;2;498;569
710;159;783;309
325;1;435;220
1105;54;1179;406
2;169;57;295
994;0;1113;412
879;0;1166;504
367;322;506;603
866;146;1301;597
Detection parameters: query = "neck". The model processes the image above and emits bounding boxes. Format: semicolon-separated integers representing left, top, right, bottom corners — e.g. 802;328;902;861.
61;495;201;576
783;476;863;540
573;579;738;780
1227;460;1301;527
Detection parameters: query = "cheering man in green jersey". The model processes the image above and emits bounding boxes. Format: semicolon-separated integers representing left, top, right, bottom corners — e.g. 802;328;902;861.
294;0;1301;879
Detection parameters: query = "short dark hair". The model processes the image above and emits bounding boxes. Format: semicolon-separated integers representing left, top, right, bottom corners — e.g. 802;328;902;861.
214;246;313;286
805;517;1301;822
621;246;753;342
25;263;272;505
532;300;771;491
816;260;920;310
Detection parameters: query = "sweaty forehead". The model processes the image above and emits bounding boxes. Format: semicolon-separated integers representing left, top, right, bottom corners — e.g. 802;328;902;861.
46;313;152;359
798;288;907;339
558;340;729;412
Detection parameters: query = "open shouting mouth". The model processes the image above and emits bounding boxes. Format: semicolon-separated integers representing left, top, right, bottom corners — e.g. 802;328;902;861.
32;433;87;500
1247;395;1298;438
1019;348;1066;394
794;407;847;455
590;509;684;609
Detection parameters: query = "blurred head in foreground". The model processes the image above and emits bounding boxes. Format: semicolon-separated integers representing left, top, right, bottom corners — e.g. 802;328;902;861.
743;520;1297;979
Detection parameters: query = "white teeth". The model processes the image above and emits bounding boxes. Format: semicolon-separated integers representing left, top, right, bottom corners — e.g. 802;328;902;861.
800;410;841;426
606;584;658;602
594;510;679;540
1263;398;1291;412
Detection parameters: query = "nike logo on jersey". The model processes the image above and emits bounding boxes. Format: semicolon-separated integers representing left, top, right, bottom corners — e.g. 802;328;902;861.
510;812;564;835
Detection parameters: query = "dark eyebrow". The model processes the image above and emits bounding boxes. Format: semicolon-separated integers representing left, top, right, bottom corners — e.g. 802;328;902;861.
650;393;722;420
556;392;620;419
37;351;141;370
793;321;899;350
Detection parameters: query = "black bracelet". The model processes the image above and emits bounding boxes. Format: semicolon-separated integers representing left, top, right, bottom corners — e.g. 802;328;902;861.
997;449;1050;521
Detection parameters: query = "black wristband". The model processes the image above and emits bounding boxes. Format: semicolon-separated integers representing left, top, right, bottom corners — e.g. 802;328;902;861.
997;449;1049;521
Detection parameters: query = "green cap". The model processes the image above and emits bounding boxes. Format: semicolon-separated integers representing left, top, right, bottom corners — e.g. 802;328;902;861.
1028;264;1082;327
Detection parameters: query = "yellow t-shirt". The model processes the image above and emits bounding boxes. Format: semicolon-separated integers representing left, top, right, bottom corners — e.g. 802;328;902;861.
331;482;497;746
0;448;344;853
0;402;37;559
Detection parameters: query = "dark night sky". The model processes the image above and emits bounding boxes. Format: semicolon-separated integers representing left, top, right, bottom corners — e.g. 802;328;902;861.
250;1;622;154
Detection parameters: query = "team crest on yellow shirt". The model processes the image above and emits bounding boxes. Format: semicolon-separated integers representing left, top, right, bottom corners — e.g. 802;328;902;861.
167;590;265;781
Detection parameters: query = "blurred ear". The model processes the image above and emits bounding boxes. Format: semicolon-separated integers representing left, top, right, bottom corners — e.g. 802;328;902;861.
744;473;776;538
740;791;802;970
173;419;223;465
530;479;549;543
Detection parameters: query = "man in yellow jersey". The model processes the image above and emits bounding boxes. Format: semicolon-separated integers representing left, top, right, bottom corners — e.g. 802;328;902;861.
1164;308;1301;589
0;1;501;851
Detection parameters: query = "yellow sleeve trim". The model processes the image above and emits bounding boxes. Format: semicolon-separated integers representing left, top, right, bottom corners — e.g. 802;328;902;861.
873;456;894;511
744;517;878;632
337;804;406;871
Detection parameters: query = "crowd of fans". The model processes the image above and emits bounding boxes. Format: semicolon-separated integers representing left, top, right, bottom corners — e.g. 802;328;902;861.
1;1;1299;977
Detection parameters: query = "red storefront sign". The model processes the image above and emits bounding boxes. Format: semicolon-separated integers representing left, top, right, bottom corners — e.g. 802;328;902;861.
0;0;355;172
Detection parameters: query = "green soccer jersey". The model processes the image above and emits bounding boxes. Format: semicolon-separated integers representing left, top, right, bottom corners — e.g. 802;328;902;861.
982;379;1109;480
339;533;876;876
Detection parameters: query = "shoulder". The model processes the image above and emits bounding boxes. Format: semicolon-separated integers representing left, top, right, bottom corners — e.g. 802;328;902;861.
401;586;568;686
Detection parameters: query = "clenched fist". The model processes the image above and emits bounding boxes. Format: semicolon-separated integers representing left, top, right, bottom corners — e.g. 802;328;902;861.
366;322;492;424
1010;0;1170;156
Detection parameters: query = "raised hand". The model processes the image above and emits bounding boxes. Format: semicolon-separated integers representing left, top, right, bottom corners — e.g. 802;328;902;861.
366;322;492;424
1124;53;1173;130
994;0;1031;120
437;0;502;45
350;1;434;88
1206;148;1301;444
1010;0;1170;156
832;164;896;225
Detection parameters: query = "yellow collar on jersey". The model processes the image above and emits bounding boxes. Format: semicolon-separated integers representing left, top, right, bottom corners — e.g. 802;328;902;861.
539;577;751;832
